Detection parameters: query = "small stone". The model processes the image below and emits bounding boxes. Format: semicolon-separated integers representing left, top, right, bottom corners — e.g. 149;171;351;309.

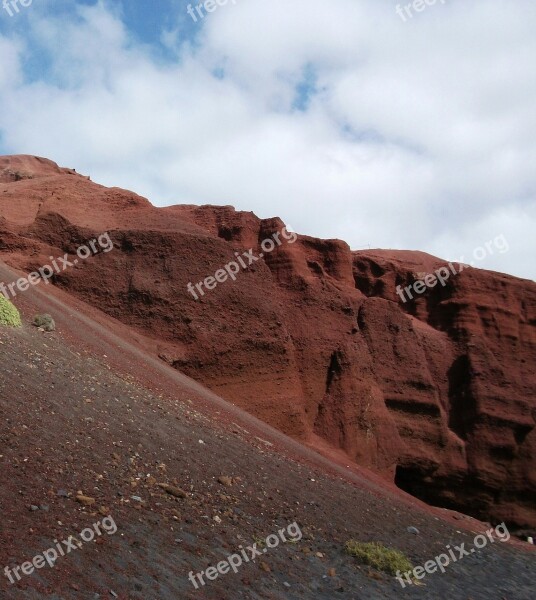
407;526;419;535
260;561;271;572
158;483;187;498
39;505;50;512
213;515;222;524
328;568;336;577
57;489;69;498
30;505;39;512
76;494;96;506
131;496;143;503
218;476;233;487
316;552;324;558
283;582;291;588
368;569;383;581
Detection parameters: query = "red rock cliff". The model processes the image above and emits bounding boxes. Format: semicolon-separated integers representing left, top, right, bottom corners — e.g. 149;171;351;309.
1;155;535;530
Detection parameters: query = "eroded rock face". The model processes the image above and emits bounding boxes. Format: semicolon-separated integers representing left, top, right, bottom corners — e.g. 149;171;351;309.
1;155;534;529
353;252;536;528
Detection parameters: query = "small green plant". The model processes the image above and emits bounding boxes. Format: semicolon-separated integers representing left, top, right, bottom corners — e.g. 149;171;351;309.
344;541;413;575
33;314;56;332
13;171;33;181
0;295;22;327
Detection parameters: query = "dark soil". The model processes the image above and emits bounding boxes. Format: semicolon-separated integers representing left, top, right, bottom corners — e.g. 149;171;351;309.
0;262;534;599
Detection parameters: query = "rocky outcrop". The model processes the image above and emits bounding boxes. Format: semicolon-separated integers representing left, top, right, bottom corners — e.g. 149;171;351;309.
1;155;534;529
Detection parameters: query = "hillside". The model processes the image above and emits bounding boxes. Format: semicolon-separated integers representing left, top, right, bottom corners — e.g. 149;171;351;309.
1;154;535;537
1;261;535;599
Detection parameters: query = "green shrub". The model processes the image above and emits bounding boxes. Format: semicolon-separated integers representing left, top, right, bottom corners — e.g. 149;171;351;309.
344;540;413;575
0;295;22;327
33;314;56;332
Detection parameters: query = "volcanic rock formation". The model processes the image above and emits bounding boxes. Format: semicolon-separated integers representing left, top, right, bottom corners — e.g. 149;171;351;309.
1;155;535;530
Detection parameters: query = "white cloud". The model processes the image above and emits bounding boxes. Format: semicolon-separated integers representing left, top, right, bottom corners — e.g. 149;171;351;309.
0;35;24;89
0;0;534;279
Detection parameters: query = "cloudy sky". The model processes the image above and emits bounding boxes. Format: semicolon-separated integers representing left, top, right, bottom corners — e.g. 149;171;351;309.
0;0;534;279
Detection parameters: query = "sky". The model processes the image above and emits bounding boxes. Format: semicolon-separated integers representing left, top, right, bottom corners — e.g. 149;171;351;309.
0;0;534;279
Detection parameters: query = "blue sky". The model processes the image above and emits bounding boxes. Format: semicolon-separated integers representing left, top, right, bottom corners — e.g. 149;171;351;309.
0;0;535;279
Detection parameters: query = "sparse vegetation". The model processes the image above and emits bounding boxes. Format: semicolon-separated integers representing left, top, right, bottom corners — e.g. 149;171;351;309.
344;540;413;575
0;295;22;327
1;168;33;182
33;314;56;331
15;170;34;181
